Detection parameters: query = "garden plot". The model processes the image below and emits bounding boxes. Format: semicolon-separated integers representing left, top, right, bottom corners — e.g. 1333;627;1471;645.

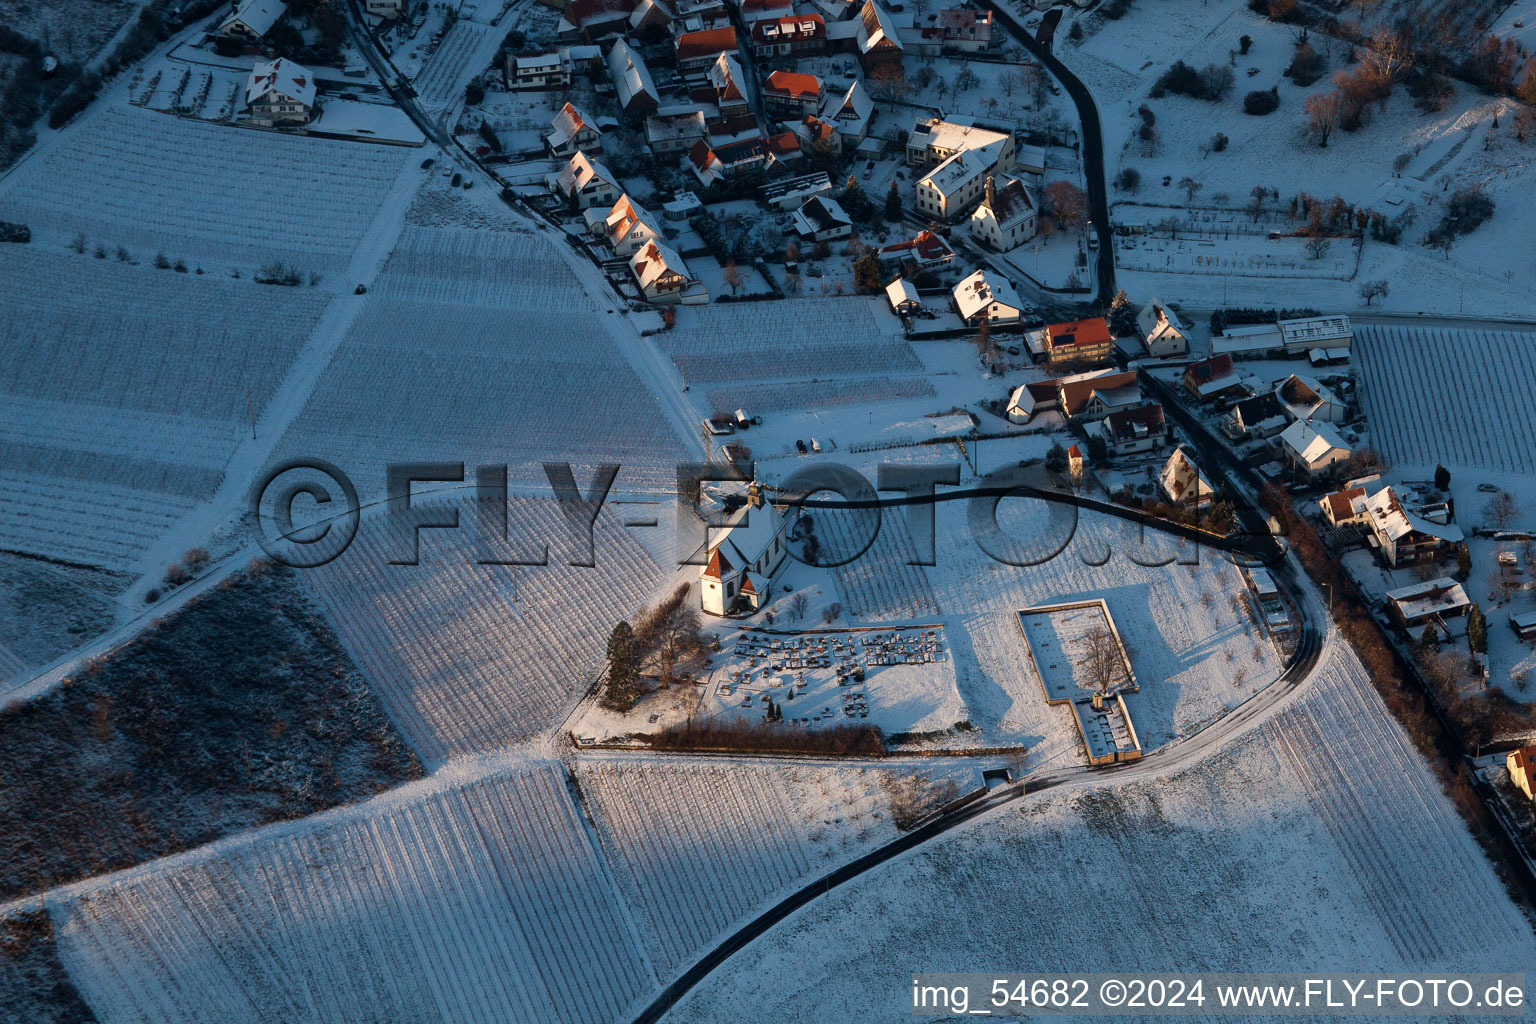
300;497;675;764
699;625;962;737
0;104;409;276
575;758;899;977
1354;324;1536;476
1115;222;1359;280
668;646;1535;1023
52;765;656;1024
929;502;1280;759
273;296;686;497
0;247;326;568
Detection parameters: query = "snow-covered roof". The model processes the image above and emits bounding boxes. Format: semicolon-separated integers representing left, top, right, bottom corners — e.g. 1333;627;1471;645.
972;175;1034;232
222;0;288;36
1278;418;1349;467
555;151;615;196
1280;314;1352;347
1212;323;1283;356
908;116;1009;154
546;101;598;150
630;238;691;289
792;194;851;234
1275;373;1343;421
705;497;786;573
607;38;659;110
918;140;1007;198
885;277;920;309
1137;298;1185;344
601;194;661;247
1099;402;1164;444
856;0;902;53
952;269;1021;321
1385;577;1470;620
245;57;314;108
1364;486;1464;545
1160;448;1214;504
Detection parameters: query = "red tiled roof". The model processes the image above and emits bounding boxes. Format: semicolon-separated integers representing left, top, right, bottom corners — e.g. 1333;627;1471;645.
765;70;822;99
1058;370;1137;417
675;27;739;61
703;546;732;579
751;14;825;43
1325;486;1366;522
800;114;835;142
1046;317;1112;350
1102;402;1165;441
1186;352;1235;383
764;130;800;157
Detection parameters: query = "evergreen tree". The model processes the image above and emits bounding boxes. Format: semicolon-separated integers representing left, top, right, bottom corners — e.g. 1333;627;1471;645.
1107;288;1139;337
885;181;903;222
1468;604;1487;655
1419;620;1440;650
1434;463;1451;490
1456;542;1472;578
602;621;640;711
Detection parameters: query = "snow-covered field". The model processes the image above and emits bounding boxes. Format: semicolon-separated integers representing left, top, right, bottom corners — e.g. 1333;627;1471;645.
0;246;328;569
657;298;934;417
273;223;688;497
50;764;656;1024
301;498;677;765
0;105;410;278
669;646;1535;1022
576;757;901;977
1355;323;1536;476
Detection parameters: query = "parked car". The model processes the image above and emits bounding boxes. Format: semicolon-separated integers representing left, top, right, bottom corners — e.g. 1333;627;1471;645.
795;439;808;454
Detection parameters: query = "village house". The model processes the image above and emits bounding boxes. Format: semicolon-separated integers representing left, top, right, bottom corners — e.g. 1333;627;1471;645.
1005;369;1138;424
702;52;751;117
952;269;1024;328
1160;447;1216;507
937;7;997;51
1137;299;1188;358
876;230;958;281
968;175;1037;251
545;101;602;157
243;58;315;127
589;194;663;257
1386;577;1471;629
607;38;660;115
1098;403;1167;456
794;114;841;157
1181;353;1245;402
217;0;288;43
762;131;803;173
1034;317;1114;369
630;239;697;303
550;151;621;210
1319;484;1368;526
507;52;573;90
1067;443;1085;482
686;136;765;186
1275;373;1347;424
699;487;794;616
852;0;904;76
763;70;823;118
790;194;852;241
364;0;407;18
750;13;827;57
1276;418;1351;481
820;81;873;146
885;277;922;315
675;27;741;78
1361;485;1464;567
645;108;709;155
1508;746;1536;801
907;117;1013;169
1223;391;1289;441
558;0;670;42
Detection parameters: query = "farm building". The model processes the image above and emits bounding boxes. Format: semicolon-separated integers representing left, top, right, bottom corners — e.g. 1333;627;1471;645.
243;58;315;127
1005;369;1138;424
699;489;794;616
852;0;904;75
1137;299;1187;358
952;269;1024;328
968;175;1037;251
1385;578;1470;629
1159;447;1215;507
1098;403;1166;456
1280;314;1352;355
1211;322;1283;359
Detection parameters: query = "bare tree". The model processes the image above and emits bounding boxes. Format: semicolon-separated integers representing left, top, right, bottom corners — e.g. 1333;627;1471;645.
1485;491;1518;530
722;259;745;295
1178;176;1202;204
1358;279;1389;305
1081;625;1124;694
1304;90;1341;146
1305;235;1332;260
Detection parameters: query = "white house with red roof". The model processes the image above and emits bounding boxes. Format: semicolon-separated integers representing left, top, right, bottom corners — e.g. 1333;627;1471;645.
587;194;662;257
243;58;315;127
549;151;621;209
764;70;824;117
699;488;794;616
544;101;602;157
877;230;957;280
630;239;699;303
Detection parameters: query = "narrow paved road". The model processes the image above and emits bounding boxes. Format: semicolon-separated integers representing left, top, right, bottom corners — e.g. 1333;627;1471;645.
982;0;1115;307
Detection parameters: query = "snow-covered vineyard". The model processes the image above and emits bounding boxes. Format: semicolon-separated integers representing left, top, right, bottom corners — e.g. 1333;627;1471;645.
1355;324;1536;475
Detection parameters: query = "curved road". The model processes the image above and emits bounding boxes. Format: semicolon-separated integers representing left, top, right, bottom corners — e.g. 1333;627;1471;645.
983;0;1115;308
